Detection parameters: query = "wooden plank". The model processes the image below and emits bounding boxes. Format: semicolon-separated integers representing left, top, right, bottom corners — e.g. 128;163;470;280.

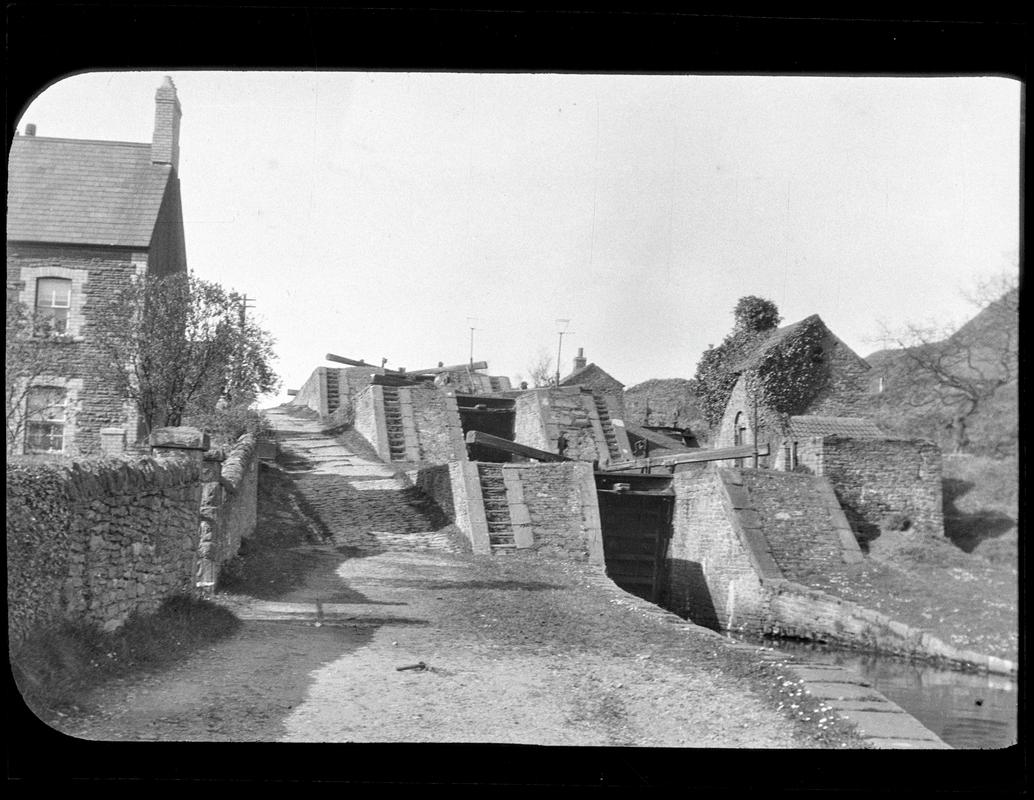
464;430;571;462
410;360;488;375
607;443;770;472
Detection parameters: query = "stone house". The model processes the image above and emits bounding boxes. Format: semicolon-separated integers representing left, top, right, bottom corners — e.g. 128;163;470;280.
714;314;943;539
559;348;626;416
7;77;188;457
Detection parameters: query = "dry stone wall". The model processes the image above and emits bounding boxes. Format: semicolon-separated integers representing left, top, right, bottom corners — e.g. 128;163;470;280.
7;456;201;642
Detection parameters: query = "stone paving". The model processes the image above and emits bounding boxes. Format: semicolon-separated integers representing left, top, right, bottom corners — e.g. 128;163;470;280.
264;406;466;555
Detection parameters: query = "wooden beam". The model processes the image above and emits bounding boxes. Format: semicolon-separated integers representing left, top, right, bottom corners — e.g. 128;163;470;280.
326;353;398;372
607;443;770;472
465;430;571;462
410;360;488;375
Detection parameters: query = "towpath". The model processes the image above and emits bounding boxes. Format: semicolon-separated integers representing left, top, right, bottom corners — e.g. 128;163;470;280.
56;406;843;750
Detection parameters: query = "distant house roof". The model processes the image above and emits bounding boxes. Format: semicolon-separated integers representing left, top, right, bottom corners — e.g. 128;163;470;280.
559;362;624;390
788;416;884;439
7;136;173;248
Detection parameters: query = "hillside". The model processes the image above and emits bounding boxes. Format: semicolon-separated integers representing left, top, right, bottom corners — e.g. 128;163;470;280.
864;286;1018;457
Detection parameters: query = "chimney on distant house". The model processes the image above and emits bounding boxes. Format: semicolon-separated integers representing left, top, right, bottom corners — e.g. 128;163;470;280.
573;347;587;372
24;123;36;136
152;76;182;170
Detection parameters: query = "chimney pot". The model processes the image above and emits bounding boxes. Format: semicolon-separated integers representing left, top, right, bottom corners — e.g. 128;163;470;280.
24;123;36;136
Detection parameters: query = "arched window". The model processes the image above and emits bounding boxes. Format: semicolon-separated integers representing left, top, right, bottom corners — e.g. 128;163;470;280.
35;277;72;334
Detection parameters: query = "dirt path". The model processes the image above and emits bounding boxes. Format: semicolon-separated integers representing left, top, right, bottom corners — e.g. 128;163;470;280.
55;407;815;748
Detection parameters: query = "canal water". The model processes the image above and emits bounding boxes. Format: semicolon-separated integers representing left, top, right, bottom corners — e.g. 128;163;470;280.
735;636;1017;749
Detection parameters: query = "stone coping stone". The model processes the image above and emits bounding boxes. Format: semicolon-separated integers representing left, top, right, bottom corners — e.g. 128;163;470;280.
868;738;952;750
804;681;886;701
837;709;945;742
826;698;908;713
149;426;210;450
789;665;874;685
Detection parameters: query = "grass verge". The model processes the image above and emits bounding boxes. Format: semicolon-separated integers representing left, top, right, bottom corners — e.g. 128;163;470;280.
11;594;241;718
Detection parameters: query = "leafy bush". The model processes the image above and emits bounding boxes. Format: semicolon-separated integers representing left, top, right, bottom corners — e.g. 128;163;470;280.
185;406;275;447
694;296;782;428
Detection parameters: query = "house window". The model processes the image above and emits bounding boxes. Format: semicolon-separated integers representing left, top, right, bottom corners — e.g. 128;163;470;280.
35;277;72;334
25;386;67;453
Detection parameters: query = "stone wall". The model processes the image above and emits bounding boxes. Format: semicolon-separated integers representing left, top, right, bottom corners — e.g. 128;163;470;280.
6;456;201;642
292;365;382;419
413;460;603;560
353;385;386;458
413;461;489;553
408;386;466;463
663;467;770;631
196;434;258;592
806;333;872;418
808;435;944;540
764;580;1015;675
513;388;610;463
737;468;862;580
291;366;329;416
502;462;603;561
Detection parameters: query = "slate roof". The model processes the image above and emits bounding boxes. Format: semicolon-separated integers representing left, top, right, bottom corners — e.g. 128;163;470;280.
788;416;884;439
559;362;625;389
7;136;173;248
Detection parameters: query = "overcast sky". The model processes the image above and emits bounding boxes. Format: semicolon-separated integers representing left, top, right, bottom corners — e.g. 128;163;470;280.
13;71;1021;402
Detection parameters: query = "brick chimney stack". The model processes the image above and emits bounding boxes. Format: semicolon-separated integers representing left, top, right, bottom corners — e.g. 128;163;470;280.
24;124;36;136
573;347;587;371
152;76;182;170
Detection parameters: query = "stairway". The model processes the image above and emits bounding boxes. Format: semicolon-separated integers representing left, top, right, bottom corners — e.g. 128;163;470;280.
325;369;341;414
380;387;408;461
478;464;516;552
593;394;621;460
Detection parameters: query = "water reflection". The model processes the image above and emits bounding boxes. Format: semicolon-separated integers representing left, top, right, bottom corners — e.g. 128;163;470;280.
737;636;1017;749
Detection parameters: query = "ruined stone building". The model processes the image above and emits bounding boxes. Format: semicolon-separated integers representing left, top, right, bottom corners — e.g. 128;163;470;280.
7;77;188;457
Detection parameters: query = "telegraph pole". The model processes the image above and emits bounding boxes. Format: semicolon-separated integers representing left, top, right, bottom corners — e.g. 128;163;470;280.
554;319;572;388
467;317;479;368
239;293;255;329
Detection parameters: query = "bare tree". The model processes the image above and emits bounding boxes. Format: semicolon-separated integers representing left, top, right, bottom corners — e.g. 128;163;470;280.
876;271;1018;454
526;350;555;388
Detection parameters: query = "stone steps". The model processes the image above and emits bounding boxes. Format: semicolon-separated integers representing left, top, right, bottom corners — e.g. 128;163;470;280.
478;464;515;552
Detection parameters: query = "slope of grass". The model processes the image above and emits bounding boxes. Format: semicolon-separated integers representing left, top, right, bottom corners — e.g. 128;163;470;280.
11;595;241;718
